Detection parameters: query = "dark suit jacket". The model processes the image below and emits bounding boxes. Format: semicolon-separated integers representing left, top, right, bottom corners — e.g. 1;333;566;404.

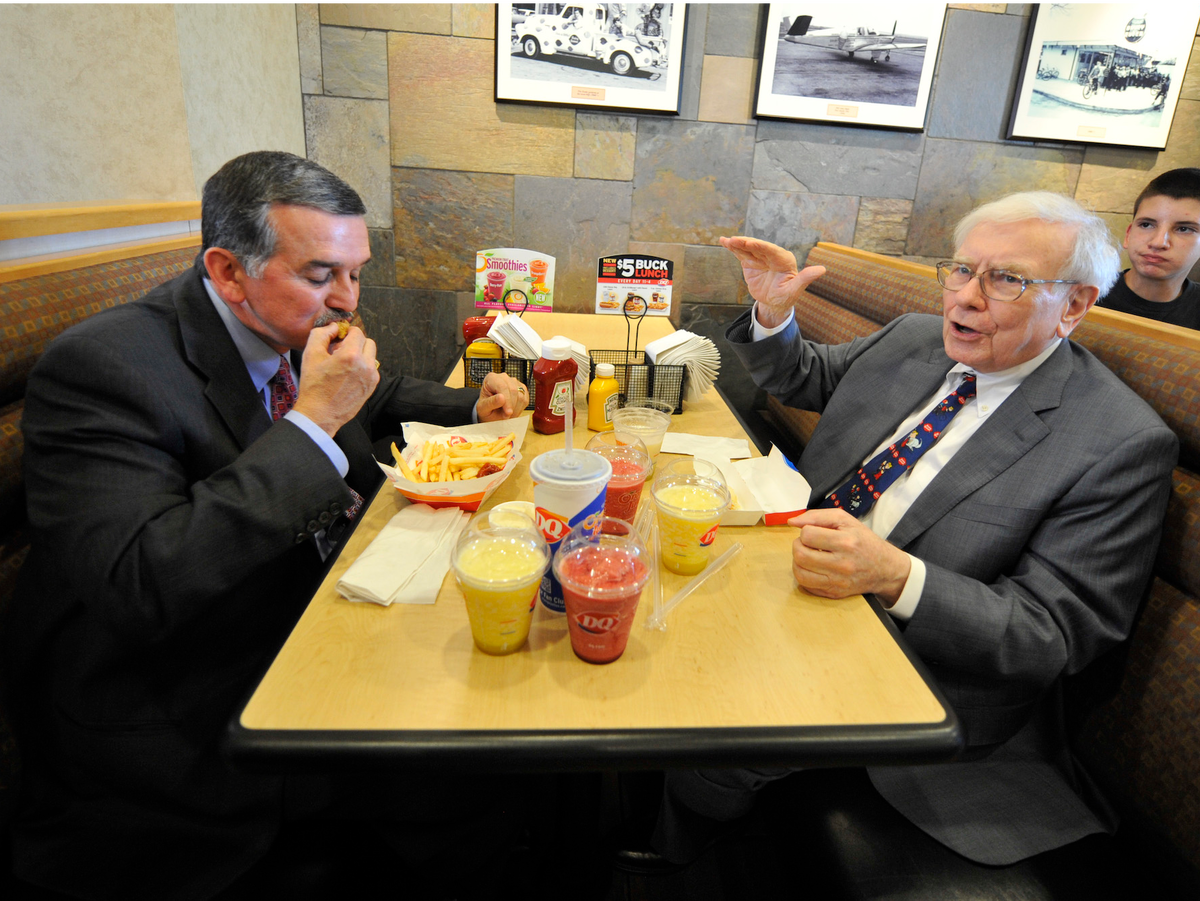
6;263;479;899
727;310;1177;865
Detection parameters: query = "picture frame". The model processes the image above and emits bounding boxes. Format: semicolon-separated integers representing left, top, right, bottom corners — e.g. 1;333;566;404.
754;4;947;130
495;3;688;114
1007;4;1198;149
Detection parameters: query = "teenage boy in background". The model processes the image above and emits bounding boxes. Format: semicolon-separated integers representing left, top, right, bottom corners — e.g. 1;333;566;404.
1098;167;1200;329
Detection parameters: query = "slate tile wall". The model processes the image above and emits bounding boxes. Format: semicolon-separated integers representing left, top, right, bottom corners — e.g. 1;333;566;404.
299;3;1200;381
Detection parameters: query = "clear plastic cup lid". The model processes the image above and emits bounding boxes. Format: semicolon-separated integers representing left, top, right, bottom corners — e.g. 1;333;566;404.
529;448;612;484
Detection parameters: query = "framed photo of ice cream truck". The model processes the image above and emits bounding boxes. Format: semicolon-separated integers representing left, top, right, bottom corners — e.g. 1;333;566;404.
496;3;688;114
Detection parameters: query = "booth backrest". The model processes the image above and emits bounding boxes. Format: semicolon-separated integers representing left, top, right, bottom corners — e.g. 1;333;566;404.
775;242;1200;881
0;245;198;824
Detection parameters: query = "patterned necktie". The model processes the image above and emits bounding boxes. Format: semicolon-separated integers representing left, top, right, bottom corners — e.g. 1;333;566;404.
817;374;977;519
268;355;297;421
268;355;363;520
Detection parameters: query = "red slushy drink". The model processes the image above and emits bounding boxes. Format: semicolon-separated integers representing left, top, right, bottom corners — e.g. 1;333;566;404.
552;516;652;664
559;547;650;663
602;456;650;522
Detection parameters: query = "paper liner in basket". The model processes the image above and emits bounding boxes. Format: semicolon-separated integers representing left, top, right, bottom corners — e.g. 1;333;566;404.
375;418;529;511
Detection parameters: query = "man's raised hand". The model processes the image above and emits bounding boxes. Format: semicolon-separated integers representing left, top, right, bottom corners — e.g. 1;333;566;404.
720;236;826;329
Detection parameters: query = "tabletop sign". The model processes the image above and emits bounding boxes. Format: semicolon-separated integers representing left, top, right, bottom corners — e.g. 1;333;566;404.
595;253;673;317
475;248;555;313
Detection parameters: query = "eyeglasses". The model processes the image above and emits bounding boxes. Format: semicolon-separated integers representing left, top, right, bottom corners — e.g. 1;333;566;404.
935;262;1079;303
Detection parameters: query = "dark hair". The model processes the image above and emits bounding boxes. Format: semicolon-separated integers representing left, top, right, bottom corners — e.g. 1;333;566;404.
200;151;366;277
1133;168;1200;217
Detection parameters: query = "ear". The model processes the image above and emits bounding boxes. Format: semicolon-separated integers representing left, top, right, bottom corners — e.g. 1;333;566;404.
1057;284;1099;338
203;247;249;306
1122;221;1133;251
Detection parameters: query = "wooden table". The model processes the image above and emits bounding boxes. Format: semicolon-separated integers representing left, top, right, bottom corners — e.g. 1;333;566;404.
227;313;961;771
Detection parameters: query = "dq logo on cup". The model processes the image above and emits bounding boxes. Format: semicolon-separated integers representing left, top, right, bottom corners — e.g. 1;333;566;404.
575;611;619;634
700;523;720;547
536;507;570;543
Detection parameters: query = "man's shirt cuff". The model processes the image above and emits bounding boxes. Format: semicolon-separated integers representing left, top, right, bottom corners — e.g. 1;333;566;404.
750;303;795;341
283;410;350;477
884;554;925;622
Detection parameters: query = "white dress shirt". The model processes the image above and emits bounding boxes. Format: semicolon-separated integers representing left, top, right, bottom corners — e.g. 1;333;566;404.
752;304;1060;620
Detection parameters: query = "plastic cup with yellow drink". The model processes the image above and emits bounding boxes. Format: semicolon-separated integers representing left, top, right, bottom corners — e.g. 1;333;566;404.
452;512;550;655
651;467;731;576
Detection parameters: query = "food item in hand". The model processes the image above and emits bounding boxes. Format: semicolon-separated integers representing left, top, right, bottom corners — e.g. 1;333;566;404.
336;320;350;340
390;434;516;483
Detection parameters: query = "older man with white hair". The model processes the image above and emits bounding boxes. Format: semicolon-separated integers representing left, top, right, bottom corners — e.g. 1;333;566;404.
632;192;1178;874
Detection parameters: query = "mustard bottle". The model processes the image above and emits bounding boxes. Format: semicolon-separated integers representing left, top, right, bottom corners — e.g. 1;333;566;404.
587;362;620;431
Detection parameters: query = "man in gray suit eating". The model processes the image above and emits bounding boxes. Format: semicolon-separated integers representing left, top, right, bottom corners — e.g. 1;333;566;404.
7;151;530;900
638;192;1177;872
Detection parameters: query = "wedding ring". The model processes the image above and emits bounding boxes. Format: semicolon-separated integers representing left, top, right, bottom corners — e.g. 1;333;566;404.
517;384;527;395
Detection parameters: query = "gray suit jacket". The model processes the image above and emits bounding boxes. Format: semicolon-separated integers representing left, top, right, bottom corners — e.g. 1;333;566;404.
7;263;479;899
727;310;1177;864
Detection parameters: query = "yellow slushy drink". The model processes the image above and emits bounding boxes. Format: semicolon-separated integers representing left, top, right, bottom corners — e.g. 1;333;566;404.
453;534;550;655
652;478;731;575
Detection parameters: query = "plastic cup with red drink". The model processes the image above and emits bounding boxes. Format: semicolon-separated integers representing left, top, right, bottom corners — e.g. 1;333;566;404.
553;516;652;664
585;431;652;523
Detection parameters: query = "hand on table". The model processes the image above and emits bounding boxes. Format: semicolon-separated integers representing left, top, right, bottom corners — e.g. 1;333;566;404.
720;236;826;329
476;371;529;422
787;508;910;605
292;323;379;437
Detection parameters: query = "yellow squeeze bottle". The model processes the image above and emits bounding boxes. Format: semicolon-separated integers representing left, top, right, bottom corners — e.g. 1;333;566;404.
587;363;620;431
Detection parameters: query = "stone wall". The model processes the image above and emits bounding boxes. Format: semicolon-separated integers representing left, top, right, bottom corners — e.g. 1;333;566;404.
298;3;1200;383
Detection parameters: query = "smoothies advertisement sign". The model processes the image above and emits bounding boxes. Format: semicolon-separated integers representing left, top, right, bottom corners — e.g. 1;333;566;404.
595;254;673;316
475;248;555;312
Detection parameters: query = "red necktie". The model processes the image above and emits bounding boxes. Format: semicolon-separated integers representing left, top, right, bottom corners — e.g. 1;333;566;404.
268;355;297;421
816;374;977;519
269;355;363;520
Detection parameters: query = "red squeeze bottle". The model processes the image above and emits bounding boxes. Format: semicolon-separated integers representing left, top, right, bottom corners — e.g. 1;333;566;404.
532;336;577;435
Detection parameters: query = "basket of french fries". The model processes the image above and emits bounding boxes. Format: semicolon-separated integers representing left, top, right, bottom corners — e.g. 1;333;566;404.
375;419;528;511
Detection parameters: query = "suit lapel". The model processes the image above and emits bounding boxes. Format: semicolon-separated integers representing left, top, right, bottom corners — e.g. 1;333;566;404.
888;342;1071;549
174;263;272;452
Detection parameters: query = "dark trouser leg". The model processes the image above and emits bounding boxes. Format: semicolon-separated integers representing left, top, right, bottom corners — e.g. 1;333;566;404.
651;766;794;864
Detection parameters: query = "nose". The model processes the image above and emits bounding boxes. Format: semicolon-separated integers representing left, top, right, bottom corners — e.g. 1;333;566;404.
951;273;989;309
1149;226;1171;248
327;272;358;311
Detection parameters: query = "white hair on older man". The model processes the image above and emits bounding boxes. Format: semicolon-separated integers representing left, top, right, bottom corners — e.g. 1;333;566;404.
954;191;1121;296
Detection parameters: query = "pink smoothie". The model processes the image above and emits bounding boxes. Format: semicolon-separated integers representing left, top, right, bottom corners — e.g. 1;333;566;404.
602;457;649;523
558;546;650;664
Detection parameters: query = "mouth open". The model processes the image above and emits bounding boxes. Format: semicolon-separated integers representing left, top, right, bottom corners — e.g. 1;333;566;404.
951;322;980;337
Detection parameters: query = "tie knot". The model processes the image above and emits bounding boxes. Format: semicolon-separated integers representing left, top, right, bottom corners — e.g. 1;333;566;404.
957;372;977;399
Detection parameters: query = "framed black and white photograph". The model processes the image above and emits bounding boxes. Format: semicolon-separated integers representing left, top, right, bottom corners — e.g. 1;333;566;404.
1007;4;1198;148
755;4;947;130
495;3;688;114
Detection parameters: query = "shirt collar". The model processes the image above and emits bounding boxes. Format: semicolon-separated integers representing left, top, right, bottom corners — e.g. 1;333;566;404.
947;337;1061;418
202;277;291;395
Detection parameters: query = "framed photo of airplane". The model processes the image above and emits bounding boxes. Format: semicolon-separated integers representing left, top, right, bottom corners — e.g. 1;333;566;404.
1007;4;1198;149
755;4;947;130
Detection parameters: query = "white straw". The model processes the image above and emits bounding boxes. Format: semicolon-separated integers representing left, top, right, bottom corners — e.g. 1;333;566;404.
645;542;743;630
564;384;573;457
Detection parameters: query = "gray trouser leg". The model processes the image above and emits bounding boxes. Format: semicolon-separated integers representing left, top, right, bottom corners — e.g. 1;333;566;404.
651;766;795;863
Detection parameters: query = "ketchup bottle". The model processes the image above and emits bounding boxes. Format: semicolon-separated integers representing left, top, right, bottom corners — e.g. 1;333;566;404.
532;336;577;435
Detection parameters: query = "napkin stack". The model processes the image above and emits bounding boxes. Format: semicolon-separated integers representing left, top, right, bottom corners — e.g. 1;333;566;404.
336;504;470;606
644;330;721;401
487;312;542;359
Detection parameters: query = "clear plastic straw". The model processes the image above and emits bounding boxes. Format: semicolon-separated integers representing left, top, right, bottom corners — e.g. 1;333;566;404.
647;517;662;629
564;385;573;457
645;542;743;631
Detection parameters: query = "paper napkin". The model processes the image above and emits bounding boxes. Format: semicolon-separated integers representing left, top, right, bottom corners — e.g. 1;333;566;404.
660;432;752;459
487;312;543;359
336;504;470;606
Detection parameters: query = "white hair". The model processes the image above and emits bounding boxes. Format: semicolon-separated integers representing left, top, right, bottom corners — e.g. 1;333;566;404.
953;191;1121;295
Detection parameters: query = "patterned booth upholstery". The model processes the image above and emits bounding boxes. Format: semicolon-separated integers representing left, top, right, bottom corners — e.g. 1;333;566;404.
770;242;1200;894
0;246;198;827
